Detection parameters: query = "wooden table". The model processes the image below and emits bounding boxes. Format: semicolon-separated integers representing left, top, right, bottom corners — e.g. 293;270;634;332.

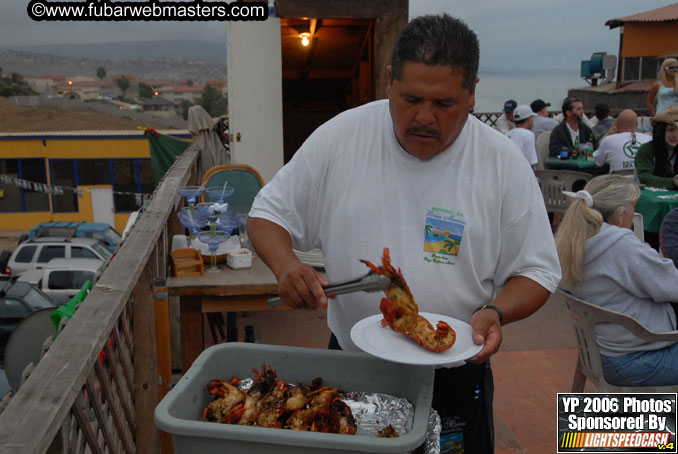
636;189;678;233
167;257;288;372
544;157;609;175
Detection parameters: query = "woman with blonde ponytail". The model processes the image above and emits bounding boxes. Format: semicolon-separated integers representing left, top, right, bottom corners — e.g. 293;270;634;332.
556;174;678;386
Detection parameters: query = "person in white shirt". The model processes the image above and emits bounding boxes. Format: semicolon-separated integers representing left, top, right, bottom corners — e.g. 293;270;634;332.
530;99;558;140
506;104;538;168
495;99;516;133
247;14;561;454
593;110;651;172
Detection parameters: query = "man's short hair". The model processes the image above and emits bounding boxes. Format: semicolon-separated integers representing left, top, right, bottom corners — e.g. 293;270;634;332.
594;103;609;121
391;14;479;92
561;97;581;115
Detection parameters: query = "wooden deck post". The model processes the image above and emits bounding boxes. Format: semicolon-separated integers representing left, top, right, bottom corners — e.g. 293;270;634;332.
133;266;161;454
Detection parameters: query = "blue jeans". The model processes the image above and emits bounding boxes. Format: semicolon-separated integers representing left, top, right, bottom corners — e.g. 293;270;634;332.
601;343;678;386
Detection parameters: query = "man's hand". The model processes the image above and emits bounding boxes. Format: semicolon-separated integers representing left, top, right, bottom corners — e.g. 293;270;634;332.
467;308;502;363
277;261;329;309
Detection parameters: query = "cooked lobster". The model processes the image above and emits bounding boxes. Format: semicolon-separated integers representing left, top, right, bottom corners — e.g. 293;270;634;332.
202;365;357;435
361;247;456;352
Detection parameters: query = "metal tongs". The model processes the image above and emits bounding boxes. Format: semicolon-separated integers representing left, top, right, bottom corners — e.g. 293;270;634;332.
267;272;391;307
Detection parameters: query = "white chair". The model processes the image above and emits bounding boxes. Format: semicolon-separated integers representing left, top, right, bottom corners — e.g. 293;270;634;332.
559;288;678;393
534;170;593;229
632;212;644;243
535;130;551;171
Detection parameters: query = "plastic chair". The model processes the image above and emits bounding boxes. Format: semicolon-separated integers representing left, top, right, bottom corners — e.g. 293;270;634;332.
558;288;678;393
534;170;592;227
632;212;644;243
535;130;551;170
199;164;265;214
611;168;634;177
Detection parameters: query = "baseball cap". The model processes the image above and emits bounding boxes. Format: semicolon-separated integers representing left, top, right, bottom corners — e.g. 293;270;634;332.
530;99;550;113
513;105;537;122
503;99;517;113
653;106;678;128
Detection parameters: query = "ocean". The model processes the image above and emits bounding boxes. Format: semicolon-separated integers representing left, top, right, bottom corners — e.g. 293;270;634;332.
473;71;587;113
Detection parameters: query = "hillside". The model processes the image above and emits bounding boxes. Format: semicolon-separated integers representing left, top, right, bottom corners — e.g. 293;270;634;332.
0;98;171;132
0;48;226;83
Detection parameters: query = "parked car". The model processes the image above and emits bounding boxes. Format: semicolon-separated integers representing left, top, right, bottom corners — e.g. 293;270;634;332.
18;258;104;305
23;221;121;252
5;237;113;277
0;277;56;363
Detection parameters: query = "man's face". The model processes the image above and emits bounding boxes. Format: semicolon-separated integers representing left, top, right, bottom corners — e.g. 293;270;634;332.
387;62;476;160
568;101;584;121
506;111;514;121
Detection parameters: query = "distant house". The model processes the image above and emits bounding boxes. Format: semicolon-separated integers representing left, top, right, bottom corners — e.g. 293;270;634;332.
141;97;176;118
606;3;678;87
158;84;205;103
570;4;678;114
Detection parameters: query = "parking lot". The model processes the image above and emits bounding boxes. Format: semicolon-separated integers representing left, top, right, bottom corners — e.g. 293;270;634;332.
0;231;23;254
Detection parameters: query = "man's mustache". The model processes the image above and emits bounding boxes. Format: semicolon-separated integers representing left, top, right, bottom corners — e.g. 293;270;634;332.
406;126;441;139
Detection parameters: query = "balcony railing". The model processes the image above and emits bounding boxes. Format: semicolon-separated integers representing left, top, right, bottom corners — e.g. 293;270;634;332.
0;148;200;454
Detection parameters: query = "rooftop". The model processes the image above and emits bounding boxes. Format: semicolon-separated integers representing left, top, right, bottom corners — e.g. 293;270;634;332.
606;3;678;28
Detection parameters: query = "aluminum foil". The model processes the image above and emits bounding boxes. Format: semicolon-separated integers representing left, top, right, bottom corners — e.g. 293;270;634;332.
237;379;440;454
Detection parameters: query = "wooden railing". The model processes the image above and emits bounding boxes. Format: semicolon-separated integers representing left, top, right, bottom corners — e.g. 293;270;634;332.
0;149;200;454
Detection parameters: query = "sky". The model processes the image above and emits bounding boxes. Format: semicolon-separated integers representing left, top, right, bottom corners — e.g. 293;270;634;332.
0;0;674;73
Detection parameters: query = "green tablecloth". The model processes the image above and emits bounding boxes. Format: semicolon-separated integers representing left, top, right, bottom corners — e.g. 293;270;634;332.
544;157;608;174
636;189;678;233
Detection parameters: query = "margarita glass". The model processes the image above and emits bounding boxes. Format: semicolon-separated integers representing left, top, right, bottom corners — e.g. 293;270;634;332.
177;185;205;214
177;205;209;246
198;230;228;273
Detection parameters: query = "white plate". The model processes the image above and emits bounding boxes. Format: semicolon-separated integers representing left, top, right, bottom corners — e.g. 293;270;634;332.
350;312;483;367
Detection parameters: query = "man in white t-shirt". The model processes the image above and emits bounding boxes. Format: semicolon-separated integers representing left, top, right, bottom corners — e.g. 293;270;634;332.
593;109;651;172
506;104;538;168
248;15;561;453
494;99;516;133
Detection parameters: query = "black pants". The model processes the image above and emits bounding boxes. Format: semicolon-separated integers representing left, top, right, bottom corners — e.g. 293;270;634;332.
329;333;494;453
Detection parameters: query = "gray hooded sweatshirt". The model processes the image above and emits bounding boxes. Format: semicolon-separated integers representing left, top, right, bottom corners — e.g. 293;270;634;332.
570;223;678;357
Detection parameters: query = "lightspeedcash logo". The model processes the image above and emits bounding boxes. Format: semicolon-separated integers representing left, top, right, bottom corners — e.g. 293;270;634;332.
27;0;268;22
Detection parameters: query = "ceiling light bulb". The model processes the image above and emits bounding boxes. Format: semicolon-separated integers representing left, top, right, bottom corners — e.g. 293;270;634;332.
300;32;310;47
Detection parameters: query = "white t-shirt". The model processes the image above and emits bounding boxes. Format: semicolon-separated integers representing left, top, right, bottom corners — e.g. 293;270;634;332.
593;132;652;172
495;113;514;133
250;100;562;350
505;127;538;166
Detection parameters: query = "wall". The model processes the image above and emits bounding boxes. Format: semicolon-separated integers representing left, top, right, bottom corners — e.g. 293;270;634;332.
226;18;284;182
0;132;188;232
621;23;678;58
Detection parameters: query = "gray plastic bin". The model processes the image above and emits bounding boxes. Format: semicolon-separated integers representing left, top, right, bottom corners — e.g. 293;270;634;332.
155;343;434;453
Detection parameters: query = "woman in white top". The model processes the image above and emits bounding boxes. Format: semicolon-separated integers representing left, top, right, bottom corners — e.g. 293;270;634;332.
647;58;678;116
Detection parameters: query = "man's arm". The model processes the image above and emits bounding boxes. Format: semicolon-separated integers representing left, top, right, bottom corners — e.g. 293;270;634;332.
468;276;550;363
247;217;328;308
548;124;567;157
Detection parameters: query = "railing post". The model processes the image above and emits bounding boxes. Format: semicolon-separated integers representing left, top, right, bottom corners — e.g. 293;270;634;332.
133;265;161;454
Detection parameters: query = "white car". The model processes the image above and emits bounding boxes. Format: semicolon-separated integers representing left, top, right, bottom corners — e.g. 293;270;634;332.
18;258;104;305
5;237;112;277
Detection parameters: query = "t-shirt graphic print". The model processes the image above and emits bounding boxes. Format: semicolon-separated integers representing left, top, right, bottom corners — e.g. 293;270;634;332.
424;207;466;261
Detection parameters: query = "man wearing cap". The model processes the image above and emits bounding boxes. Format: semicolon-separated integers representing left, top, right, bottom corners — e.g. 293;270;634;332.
495;99;516;133
548;97;597;157
593;109;650;173
530;99;558;140
506;105;538;169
